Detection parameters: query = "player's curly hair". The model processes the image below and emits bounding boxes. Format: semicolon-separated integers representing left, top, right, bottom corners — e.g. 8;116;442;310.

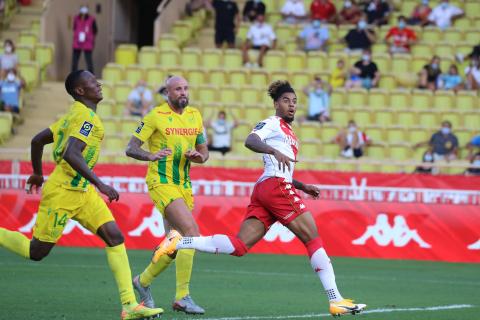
267;80;295;101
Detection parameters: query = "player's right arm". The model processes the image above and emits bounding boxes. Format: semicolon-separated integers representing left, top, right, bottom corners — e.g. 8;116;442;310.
125;113;172;161
26;128;54;193
63;137;119;202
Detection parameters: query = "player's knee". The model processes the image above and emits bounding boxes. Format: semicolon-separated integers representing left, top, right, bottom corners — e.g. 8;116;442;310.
229;236;249;257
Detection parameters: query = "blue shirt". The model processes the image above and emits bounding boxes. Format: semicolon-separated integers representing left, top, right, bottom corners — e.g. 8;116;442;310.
299;25;329;51
439;74;462;90
0;80;21;107
308;90;330;116
471;135;480;147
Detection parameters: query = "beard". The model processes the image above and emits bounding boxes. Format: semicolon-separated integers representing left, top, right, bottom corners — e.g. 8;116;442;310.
171;96;189;109
283;115;294;123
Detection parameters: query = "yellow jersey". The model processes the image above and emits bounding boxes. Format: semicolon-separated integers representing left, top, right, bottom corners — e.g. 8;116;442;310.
133;103;205;189
48;101;104;191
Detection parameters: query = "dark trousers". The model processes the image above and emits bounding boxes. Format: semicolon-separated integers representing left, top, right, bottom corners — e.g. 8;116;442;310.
71;49;94;74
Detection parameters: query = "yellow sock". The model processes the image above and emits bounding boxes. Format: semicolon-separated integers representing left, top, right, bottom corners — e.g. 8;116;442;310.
105;243;136;305
139;254;174;287
175;249;195;301
0;228;30;259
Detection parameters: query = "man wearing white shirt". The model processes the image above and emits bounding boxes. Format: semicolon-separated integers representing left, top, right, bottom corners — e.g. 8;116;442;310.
428;0;463;30
281;0;306;24
242;14;276;67
206;110;238;155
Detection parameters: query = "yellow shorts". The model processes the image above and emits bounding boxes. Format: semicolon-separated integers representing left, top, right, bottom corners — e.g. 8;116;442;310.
148;184;194;216
33;181;114;243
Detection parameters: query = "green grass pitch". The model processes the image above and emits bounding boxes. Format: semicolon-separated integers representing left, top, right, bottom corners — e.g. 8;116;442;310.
0;247;478;320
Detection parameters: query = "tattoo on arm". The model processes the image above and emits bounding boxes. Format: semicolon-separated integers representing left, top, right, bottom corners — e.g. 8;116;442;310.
125;136;152;161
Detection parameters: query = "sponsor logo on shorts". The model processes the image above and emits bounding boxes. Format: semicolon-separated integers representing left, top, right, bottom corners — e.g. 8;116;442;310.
136;121;144;133
79;121;93;137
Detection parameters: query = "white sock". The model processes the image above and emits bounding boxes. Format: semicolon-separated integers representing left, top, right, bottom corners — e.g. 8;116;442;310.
177;235;235;254
310;248;343;302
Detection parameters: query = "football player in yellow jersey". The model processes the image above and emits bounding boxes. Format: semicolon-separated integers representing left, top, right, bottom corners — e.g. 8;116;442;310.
126;76;208;314
0;70;163;320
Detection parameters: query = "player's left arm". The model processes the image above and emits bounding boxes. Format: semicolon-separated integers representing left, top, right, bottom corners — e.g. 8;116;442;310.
293;179;320;199
26;128;54;193
185;142;209;164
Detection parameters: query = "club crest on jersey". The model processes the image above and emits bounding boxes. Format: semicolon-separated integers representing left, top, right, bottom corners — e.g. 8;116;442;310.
136;121;144;133
79;121;93;137
254;122;266;131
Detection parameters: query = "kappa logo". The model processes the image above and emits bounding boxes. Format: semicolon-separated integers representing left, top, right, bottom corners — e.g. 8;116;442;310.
299;204;306;209
263;222;296;243
285;184;292;190
293;196;300;203
79;121;93;137
352;213;431;248
136;121;144;134
128;207;166;237
467;239;480;250
289;190;295;195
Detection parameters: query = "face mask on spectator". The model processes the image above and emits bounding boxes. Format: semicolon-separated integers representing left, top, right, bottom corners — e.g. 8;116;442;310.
344;1;352;8
80;6;88;14
441;1;449;9
441;127;450;135
4;45;12;53
424;153;433;162
473;160;480;166
6;72;15;82
312;20;321;28
358;20;367;29
315;88;324;95
137;85;146;93
398;21;406;29
431;63;438;69
422;0;429;5
362;54;371;62
348;126;356;133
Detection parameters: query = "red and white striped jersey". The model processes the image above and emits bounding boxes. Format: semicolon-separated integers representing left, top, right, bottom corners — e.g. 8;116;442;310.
250;116;299;183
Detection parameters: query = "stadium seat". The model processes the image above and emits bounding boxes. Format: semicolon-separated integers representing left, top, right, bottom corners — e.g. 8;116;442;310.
455;91;477;111
463;112;480;130
357;162;380;172
388;144;412;161
306;51;327;70
97;99;116;118
319;126;338;142
125;65;145;85
146;67;167;87
263;51;285;72
322;143;340;158
298;124;320;140
16;44;33;61
208;69;228;86
368;89;389;109
442;30;463;42
218;85;238;104
121;120;141;136
365;127;384;142
353;109;372;125
186;69;206;86
240;86;260;105
115;44;137;66
390;89;410;109
346;89;367;108
157;34;178;49
421;28;441;43
411;90;433;110
334;161;357;172
411;43;433;57
236;23;250;43
104;136;125;153
331;88;346;107
99;81;113;100
375;110;395;126
286;51;306;71
290;71;311;89
172;21;192;46
202;49;223;68
113;82;133;104
197;85;216;104
465;2;480;17
181;48;201;68
224;49;243;69
432;91;454;110
331;109;349;125
386;127;407;143
138;46;159;67
18;61;39;89
300;140;321;158
391;55;412;74
250;70;269;87
159;48;180;66
102;63;125;83
378;74;396;90
442;111;462;128
34;42;54;70
0;112;13;143
18;31;37;46
366;145;386;159
463;28;479;44
229;69;249;86
409;127;431;144
435;44;454;57
276;23;295;40
372;54;390;73
397;110;417;127
245;104;267;120
102;119;118;133
418;111;439;129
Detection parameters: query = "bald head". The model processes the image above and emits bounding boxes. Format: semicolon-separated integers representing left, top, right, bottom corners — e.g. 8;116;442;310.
165;76;189;109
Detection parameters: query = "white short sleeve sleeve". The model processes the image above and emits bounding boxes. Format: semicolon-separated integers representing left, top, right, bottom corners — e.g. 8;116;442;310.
251;118;276;140
269;26;276;41
451;6;463;16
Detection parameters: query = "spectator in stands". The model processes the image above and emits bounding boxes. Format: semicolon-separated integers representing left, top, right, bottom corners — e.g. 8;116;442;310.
302;75;332;123
298;19;329;52
212;0;240;49
333;120;371;158
385;15;417;54
418;55;442;91
465;152;480;176
455;42;480;64
364;0;391;26
414;149;435;174
281;0;306;24
427;0;463;30
407;0;432;26
0;69;25;114
125;80;153;117
0;39;18;78
330;58;347;88
71;5;97;74
414;120;458;162
242;0;266;22
437;64;463;91
206;110;238;155
338;0;362;25
466;135;480;160
346;49;380;89
465;58;480;91
343;17;376;52
310;0;337;23
242;14;276;67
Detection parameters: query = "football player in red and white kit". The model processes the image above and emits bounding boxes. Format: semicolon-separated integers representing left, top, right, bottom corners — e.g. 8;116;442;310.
154;81;366;317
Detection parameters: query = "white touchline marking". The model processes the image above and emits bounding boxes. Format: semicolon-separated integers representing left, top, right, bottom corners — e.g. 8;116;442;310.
181;304;475;320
